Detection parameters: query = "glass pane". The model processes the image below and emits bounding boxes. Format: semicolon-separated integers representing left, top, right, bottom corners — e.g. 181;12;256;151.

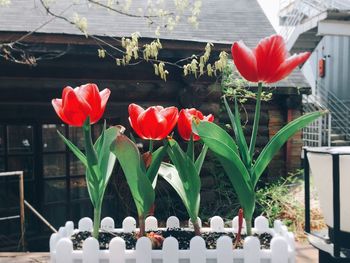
7;125;33;153
0;157;5;172
8;156;34;179
43;154;66;178
42;204;66;229
42;124;66;152
70;201;92;223
93;124;103;141
44;180;66;203
70;154;85;176
70;177;89;200
0;125;4;153
69;127;84;150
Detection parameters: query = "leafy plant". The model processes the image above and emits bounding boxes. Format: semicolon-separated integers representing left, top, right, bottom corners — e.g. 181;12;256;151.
193;34;325;235
110;132;167;236
159;137;208;235
52;83;118;238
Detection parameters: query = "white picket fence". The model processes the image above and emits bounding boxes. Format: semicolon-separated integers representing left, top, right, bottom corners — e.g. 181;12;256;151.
50;216;295;263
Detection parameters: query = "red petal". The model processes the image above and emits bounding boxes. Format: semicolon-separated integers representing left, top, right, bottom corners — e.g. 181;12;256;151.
266;52;310;83
177;109;192;141
62;88;89;126
138;107;167;140
231;41;259;82
52;98;71;124
158;106;178;139
74;83;99;122
254;35;287;82
128;103;146;139
88;88;110;124
204;114;214;122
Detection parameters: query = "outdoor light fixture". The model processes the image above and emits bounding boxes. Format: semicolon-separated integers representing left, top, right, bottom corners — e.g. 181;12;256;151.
304;147;350;262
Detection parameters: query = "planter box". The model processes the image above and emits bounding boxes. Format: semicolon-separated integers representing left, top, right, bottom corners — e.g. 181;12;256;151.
50;215;295;263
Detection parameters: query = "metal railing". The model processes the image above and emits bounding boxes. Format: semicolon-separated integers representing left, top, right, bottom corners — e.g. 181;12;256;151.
279;0;350;40
0;171;57;251
316;80;350;139
302;94;331;147
302;79;350;147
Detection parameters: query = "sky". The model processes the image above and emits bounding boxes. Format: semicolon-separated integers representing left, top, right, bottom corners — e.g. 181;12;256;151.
257;0;281;32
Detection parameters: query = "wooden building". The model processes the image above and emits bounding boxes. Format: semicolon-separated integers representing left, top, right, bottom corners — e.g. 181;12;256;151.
0;0;310;251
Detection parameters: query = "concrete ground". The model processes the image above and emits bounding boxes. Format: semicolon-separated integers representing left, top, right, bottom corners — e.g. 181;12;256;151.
296;242;318;262
0;243;319;262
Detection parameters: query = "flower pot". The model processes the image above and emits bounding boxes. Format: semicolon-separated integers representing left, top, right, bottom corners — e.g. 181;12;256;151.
306;146;350;248
50;215;295;263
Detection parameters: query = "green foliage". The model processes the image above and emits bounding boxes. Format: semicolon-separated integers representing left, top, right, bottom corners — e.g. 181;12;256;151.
162;138;202;223
58;119;122;238
194;96;325;235
221;61;272;103
255;171;304;230
110;134;155;217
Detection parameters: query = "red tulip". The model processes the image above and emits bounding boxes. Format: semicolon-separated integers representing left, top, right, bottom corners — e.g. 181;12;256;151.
231;34;311;83
52;83;110;127
178;108;214;141
128;103;178;140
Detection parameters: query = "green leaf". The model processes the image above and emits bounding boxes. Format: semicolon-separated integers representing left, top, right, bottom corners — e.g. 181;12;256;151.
252;110;326;187
110;134;155;216
83;117;99;167
166;139;201;221
186;135;194;162
158;162;190;213
223;96;251;166
194;144;208;174
147;145;168;187
194;120;255;217
94;125;124;190
57;130;87;167
192;120;239;155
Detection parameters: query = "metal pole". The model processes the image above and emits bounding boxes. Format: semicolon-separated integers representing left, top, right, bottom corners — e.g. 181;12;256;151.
19;171;25;251
24;200;57;233
332;154;340;258
304;148;311;233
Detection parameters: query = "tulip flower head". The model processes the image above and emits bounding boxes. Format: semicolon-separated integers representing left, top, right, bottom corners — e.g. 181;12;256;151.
177;108;214;141
128;103;178;140
52;83;110;127
231;34;310;83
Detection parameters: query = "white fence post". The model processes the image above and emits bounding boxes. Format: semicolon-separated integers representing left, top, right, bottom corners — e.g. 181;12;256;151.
166;216;180;228
217;236;233;263
255;216;269;234
271;236;289;263
83;237;99;263
243;236;260;263
65;221;74;236
232;216;246;234
190;236;206;263
163;237;179;263
210;216;224;232
79;217;93;232
109;237;126;263
136;237;152;263
122;216;136;233
101;217;115;231
56;238;73;263
145;216;158;231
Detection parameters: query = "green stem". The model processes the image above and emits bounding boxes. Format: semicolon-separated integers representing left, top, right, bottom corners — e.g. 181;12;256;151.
138;214;145;237
92;206;101;239
193;220;201;236
149;140;153;153
246;217;253;236
83;118;98;166
249;82;263;159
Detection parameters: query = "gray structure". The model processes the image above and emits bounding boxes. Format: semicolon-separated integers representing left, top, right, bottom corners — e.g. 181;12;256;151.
279;0;350;146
